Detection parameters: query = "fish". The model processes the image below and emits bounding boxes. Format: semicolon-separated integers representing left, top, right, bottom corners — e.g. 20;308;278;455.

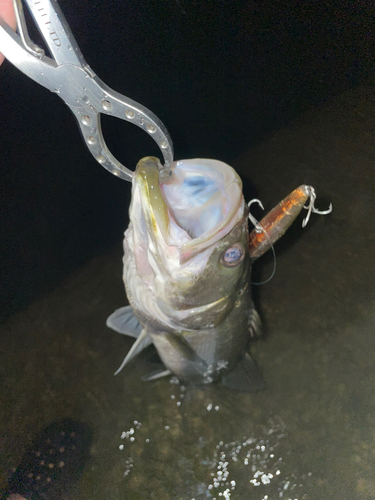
107;156;314;392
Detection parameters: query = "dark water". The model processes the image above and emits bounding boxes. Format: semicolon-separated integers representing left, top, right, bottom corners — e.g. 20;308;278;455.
1;86;374;499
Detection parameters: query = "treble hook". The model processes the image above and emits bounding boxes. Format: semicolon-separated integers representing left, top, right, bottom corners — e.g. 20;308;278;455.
247;199;265;233
302;186;333;228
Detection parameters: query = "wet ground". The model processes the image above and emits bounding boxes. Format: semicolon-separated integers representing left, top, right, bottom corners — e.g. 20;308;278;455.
1;85;375;499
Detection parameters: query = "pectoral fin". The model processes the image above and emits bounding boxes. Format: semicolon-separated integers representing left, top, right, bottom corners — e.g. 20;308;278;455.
107;306;153;375
150;331;209;382
106;305;143;338
221;353;265;392
140;331;207;383
141;369;172;381
165;332;207;366
114;328;152;375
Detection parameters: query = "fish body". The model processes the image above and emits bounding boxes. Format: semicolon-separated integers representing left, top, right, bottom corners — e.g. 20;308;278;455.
107;156;315;390
125;206;256;384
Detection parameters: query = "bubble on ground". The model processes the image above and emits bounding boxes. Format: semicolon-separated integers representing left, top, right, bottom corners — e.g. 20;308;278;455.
118;421;143;478
116;383;310;498
202;417;310;499
168;375;185;406
122;456;134;477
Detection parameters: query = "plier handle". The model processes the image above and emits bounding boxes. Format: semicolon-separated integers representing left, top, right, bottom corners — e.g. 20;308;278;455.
0;0;174;181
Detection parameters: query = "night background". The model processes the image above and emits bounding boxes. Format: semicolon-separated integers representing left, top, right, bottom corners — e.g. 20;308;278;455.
1;0;374;321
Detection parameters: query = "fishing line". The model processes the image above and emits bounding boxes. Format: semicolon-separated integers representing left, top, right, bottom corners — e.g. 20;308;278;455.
247;199;277;286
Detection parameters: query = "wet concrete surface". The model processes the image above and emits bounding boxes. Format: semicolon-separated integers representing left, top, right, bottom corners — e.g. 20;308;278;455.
1;85;375;499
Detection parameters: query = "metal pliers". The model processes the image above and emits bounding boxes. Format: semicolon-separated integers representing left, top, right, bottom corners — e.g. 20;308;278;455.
0;0;174;181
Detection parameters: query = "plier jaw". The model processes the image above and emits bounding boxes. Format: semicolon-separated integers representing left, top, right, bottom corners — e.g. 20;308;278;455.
0;0;174;181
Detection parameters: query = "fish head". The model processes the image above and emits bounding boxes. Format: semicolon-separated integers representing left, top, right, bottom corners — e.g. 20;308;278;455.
124;157;251;330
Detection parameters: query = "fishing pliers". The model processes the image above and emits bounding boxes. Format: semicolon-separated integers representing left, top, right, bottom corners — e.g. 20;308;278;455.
0;0;174;181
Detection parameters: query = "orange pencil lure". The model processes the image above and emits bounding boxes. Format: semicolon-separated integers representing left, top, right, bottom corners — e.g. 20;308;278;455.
248;185;332;260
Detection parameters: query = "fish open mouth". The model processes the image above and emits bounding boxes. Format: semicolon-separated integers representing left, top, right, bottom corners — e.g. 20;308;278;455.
133;157;244;263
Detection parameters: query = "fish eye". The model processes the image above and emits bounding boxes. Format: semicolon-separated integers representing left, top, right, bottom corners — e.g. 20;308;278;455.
221;243;245;267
